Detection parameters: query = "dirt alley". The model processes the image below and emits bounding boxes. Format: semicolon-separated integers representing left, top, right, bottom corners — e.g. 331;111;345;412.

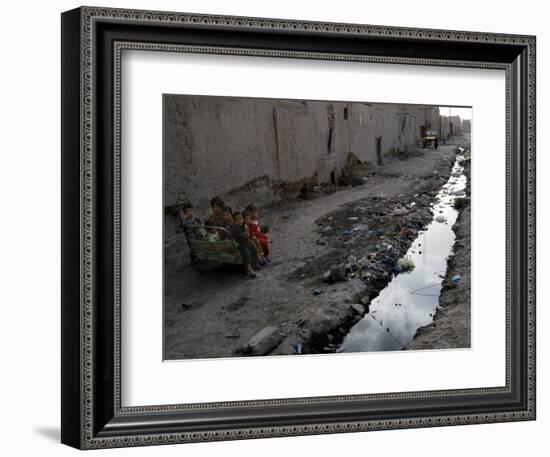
164;142;463;359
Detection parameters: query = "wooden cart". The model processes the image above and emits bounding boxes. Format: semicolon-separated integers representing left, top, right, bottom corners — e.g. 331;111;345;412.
187;226;243;270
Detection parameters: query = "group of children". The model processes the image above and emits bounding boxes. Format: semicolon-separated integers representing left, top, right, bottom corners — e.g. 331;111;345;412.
180;196;270;278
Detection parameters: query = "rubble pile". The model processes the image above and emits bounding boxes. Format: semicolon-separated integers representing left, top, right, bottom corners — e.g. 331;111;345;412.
315;192;435;285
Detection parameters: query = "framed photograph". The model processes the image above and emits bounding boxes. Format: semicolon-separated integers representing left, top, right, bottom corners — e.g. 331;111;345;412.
61;6;536;449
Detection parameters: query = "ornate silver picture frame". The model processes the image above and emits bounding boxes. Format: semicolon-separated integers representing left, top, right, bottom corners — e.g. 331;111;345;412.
61;6;536;449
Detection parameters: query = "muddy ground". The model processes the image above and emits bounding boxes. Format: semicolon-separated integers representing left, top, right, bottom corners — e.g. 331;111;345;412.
164;141;465;360
406;157;471;350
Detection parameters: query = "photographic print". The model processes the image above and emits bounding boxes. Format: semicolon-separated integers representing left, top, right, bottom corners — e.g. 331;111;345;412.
163;95;472;360
61;8;536;447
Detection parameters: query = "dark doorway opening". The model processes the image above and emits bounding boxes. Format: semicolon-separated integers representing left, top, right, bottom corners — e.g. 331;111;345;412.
376;136;383;165
330;169;337;185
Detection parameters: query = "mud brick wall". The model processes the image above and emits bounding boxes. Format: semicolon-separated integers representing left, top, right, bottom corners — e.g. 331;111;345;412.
164;95;449;217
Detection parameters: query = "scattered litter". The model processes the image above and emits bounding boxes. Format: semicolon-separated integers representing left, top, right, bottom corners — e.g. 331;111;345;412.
398;256;415;272
435;215;447;223
329;264;347;282
350;304;365;315
452;274;462;283
348;216;359;221
342;230;353;236
392;207;409;216
346;254;358;264
313;288;324;296
295;340;302;354
453;197;469;209
380;255;394;267
352;224;368;232
360;296;370;306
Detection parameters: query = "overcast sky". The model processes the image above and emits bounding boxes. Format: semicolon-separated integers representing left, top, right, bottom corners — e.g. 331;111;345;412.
439;106;472;120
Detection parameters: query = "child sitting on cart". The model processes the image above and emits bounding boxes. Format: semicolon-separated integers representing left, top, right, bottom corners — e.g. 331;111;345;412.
219;206;234;240
206;196;225;227
179;202;204;264
230;211;261;278
245;204;270;260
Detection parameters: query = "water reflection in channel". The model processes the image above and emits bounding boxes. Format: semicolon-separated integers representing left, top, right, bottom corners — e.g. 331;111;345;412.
339;156;467;353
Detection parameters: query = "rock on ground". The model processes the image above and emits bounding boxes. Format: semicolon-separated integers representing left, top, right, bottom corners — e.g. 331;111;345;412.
240;326;283;356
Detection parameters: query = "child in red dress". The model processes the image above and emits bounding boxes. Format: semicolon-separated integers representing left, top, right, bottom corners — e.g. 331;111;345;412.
245;204;270;260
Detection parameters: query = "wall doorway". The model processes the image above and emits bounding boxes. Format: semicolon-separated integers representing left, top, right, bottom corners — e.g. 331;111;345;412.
376;136;383;165
330;169;337;185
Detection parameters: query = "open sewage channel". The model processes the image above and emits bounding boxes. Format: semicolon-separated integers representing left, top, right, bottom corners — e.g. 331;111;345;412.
338;155;467;353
